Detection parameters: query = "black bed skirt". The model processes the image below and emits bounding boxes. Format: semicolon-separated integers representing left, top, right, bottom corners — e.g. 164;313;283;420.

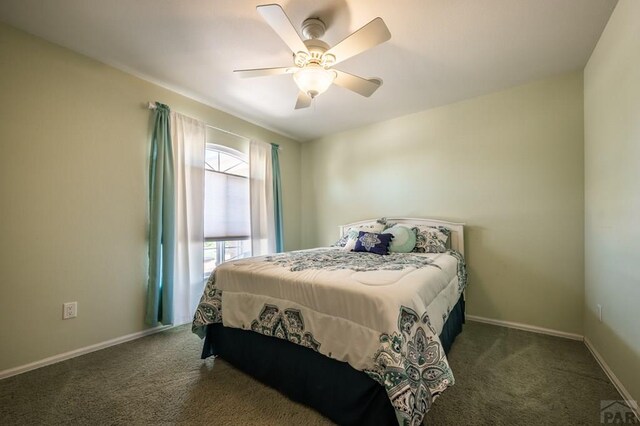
202;297;465;426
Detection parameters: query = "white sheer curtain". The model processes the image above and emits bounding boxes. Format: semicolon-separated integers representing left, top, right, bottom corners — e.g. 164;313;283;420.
249;140;276;256
171;112;205;325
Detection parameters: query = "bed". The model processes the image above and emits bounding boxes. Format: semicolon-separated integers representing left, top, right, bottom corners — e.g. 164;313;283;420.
192;218;467;425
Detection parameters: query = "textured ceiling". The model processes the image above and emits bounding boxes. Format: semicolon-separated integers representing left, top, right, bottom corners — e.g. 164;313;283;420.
0;0;617;141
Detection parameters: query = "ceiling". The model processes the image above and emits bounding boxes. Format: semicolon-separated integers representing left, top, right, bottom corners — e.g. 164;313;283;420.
0;0;617;141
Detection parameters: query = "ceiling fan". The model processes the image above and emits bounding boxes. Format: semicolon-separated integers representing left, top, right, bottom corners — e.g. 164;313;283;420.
234;4;391;109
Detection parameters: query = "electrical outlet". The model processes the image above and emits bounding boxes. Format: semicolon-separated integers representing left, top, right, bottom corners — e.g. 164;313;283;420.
63;302;77;320
597;304;602;322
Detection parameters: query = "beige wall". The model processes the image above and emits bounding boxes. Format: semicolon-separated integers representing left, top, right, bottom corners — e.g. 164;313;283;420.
3;3;637;397
301;72;585;334
0;23;301;371
584;0;640;402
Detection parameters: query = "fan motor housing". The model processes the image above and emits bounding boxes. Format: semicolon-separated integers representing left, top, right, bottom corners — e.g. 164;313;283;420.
295;18;335;68
304;39;329;56
301;18;326;40
294;38;334;67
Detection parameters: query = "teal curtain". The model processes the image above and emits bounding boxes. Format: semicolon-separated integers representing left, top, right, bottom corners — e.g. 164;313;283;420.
145;102;175;326
271;143;284;252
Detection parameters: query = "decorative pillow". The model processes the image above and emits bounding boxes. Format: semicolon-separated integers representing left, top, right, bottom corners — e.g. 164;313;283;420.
412;225;450;253
384;225;417;253
341;233;359;251
333;221;386;247
353;231;394;255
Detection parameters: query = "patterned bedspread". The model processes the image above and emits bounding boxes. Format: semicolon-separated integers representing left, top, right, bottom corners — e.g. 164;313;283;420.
192;248;467;426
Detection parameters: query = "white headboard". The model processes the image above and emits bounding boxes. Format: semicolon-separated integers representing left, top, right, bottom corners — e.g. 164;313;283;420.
339;218;465;255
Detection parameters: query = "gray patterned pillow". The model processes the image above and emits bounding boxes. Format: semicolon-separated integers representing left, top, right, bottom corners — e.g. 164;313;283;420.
412;225;451;253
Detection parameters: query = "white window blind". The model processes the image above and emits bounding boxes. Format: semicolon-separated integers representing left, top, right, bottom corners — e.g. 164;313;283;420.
204;170;250;241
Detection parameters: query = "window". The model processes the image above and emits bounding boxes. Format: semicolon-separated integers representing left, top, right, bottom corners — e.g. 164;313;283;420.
204;144;251;277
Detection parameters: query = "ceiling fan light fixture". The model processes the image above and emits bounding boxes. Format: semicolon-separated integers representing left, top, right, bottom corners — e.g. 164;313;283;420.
293;64;336;98
236;4;391;108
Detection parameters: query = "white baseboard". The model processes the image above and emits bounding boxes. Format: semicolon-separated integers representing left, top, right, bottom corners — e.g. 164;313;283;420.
466;314;584;341
0;325;172;380
584;337;639;421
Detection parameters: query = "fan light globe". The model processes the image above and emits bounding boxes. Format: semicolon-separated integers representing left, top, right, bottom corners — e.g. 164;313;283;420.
293;64;336;98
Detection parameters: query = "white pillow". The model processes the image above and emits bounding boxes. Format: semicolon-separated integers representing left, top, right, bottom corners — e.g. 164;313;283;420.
342;236;358;251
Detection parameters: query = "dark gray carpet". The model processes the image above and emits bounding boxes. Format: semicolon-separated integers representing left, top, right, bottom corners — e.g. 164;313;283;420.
0;322;621;425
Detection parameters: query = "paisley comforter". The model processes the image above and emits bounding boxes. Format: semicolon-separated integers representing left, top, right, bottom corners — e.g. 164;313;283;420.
192;248;467;426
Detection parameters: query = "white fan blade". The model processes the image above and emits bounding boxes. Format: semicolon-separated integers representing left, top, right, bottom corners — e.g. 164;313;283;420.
325;18;391;65
233;67;294;78
257;4;309;55
333;70;382;97
295;91;313;109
